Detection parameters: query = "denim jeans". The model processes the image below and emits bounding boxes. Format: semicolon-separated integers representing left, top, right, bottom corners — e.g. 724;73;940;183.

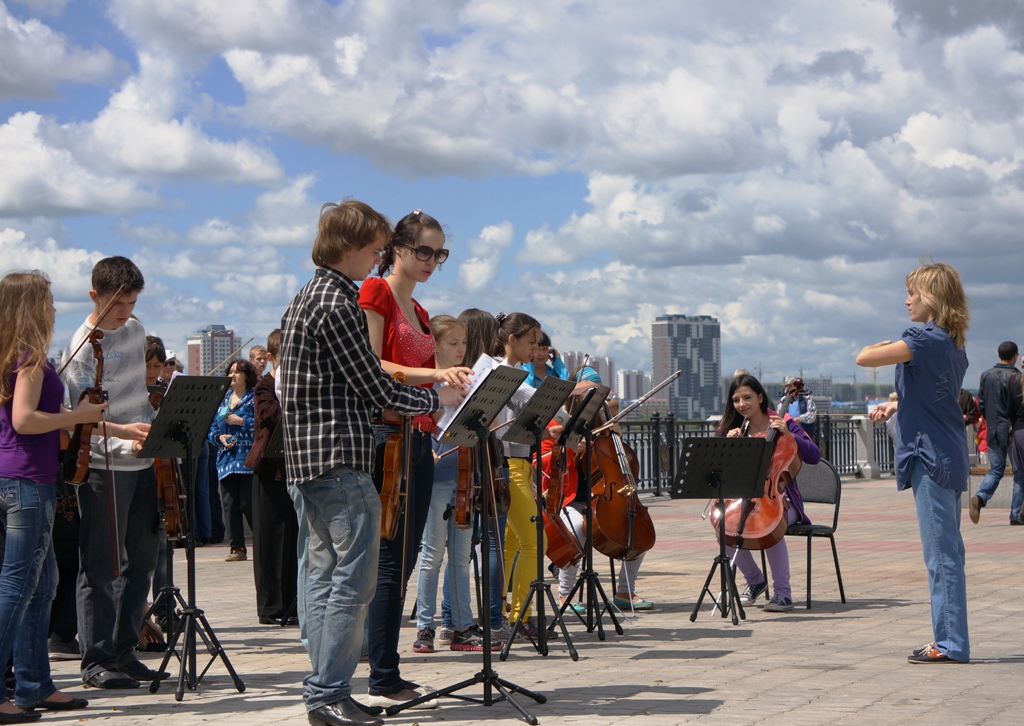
367;428;433;695
977;437;1007;503
298;467;380;710
0;478;58;707
289;483;309;651
77;465;160;679
487;510;508;628
415;477;474;631
910;458;970;662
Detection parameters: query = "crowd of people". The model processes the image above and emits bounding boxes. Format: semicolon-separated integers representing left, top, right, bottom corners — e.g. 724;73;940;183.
0;201;1003;724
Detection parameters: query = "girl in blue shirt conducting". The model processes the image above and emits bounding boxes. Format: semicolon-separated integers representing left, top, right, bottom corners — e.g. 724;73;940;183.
857;262;970;664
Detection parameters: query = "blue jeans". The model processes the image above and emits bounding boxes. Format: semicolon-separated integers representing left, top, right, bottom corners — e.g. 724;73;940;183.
77;466;160;679
415;477;474;631
298;467;380;710
289;483;309;651
367;428;434;695
910;459;970;662
977;437;1007;502
488;513;507;629
0;478;58;707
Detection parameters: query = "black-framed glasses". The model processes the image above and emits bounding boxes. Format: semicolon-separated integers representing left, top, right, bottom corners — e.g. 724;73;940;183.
399;243;449;264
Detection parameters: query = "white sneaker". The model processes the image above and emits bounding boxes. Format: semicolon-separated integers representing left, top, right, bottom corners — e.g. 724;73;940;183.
365;684;439;710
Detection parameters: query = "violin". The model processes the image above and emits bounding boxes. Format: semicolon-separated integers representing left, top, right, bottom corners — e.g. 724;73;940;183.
541;442;584;568
156;457;187;541
453;446;475;529
149;391;186;541
379;414;412;541
62;329;108;485
484;435;511;518
588;427;657;561
708;419;801;550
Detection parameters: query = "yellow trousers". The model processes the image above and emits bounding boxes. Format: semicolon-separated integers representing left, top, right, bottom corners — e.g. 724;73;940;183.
504;457;546;621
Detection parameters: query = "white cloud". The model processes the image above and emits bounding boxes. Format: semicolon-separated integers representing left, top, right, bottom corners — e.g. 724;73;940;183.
0;227;101;302
0;3;118;98
458;220;514;292
67;53;282;183
0;112;158;216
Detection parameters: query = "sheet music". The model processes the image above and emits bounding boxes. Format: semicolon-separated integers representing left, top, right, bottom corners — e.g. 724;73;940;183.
434;353;502;436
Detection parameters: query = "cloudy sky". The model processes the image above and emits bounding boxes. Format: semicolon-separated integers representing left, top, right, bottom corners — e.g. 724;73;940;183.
2;0;1022;389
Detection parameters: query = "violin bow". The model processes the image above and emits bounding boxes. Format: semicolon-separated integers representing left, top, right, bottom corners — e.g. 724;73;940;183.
208;337;255;375
591;369;682;435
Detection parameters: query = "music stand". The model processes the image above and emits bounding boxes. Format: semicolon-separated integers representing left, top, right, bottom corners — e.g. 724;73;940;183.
137;376;246;700
549;386;623;639
499;376;577;660
391;366;547;725
674;436;772;625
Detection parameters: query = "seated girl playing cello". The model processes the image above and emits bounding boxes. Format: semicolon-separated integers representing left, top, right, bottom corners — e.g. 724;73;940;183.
716;374;820;612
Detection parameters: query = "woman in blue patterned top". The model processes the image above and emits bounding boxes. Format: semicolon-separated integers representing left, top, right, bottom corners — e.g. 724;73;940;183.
209;358;258;562
857;262;970;664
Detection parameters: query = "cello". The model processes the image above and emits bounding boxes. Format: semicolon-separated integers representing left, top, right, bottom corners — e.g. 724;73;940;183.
541;442;584;568
708;417;801;550
588;426;657;561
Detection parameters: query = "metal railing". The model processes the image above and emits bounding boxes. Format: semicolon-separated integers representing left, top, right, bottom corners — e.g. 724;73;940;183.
617;413;892;492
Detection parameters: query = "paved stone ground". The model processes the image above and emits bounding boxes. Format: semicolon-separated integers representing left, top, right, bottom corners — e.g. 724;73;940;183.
46;476;1024;725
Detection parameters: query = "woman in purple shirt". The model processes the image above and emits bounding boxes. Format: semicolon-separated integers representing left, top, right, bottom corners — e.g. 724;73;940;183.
858;262;971;664
715;374;821;613
0;271;145;720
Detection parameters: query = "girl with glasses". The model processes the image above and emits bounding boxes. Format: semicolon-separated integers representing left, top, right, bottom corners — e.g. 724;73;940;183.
359;210;472;709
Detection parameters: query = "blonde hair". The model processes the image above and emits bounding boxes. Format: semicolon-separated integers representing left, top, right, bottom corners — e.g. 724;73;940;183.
429;314;465;344
0;271;54;406
905;262;969;349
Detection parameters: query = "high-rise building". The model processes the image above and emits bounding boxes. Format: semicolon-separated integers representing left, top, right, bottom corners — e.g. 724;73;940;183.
616;370;651;401
187;324;236;376
562;352;614;388
651;314;721;420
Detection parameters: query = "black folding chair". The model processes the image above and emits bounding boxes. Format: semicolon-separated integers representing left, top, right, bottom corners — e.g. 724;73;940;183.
760;458;847;608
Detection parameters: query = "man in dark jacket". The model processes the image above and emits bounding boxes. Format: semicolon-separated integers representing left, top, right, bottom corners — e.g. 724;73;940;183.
970;341;1023;524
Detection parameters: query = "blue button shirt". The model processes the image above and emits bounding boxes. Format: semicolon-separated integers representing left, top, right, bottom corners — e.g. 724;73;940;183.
893;323;969;492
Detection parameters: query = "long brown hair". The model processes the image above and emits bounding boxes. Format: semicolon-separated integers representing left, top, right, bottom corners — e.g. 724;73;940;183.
0;271;54;406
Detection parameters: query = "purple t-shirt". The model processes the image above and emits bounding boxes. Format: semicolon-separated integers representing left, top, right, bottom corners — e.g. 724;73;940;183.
0;361;64;484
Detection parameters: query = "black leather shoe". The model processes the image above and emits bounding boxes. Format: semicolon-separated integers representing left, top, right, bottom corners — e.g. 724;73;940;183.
115;661;170;682
82;669;140;689
0;708;41;724
308;698;384;726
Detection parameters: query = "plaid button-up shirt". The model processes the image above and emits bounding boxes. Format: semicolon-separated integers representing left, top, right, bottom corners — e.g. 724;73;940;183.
280;266;440;486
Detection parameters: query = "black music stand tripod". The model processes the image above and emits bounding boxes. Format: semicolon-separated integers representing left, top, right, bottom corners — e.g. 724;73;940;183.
138;376;246;700
388;367;546;724
498;376;577;661
674;436;771;625
548;385;623;640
